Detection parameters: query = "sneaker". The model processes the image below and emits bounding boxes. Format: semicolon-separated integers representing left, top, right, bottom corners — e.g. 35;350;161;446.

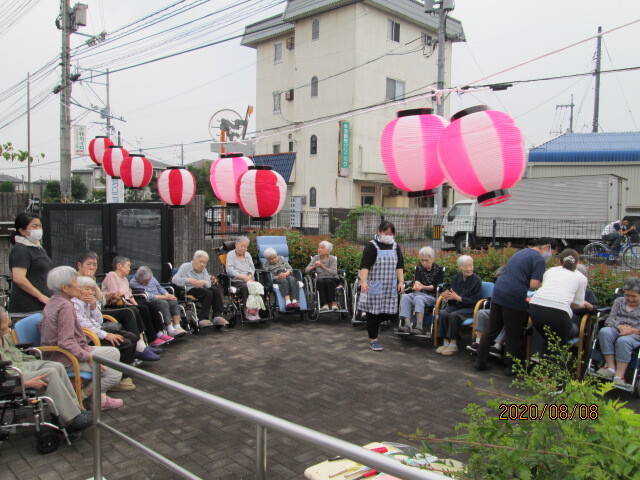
285;302;294;311
172;325;187;337
246;308;258;316
435;345;449;354
69;412;93;431
596;368;615;380
101;396;123;410
613;377;632;389
320;305;330;312
149;338;166;347
369;341;384;351
108;378;136;392
147;346;163;354
466;342;479;353
530;354;541;364
291;302;300;310
246;313;261;321
410;327;424;335
397;325;411;333
489;346;502;359
212;316;229;326
159;334;174;343
330;303;339;311
441;346;458;356
134;347;160;362
198;319;213;328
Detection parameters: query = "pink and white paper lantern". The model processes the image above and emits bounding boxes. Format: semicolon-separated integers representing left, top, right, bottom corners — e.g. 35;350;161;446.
120;154;153;189
209;153;254;204
381;108;448;197
437;105;526;206
102;146;129;179
157;167;196;207
88;136;113;165
236;166;286;220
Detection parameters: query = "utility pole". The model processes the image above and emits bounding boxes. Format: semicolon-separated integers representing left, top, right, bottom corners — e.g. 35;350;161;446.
180;144;184;166
554;95;575;134
592;26;602;133
105;68;111;137
27;72;32;196
59;0;72;200
425;0;454;216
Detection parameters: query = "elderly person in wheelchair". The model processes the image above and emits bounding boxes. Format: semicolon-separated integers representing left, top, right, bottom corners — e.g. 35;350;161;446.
172;250;227;328
398;246;444;335
595;277;640;388
225;236;262;321
305;241;340;311
262;247;300;310
0;306;93;432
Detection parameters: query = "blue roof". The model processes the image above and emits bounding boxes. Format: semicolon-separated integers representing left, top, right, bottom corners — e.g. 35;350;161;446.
529;132;640;163
250;153;296;182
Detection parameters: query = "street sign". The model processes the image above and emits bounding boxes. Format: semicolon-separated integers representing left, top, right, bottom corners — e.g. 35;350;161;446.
106;176;124;203
338;120;350;177
74;125;86;155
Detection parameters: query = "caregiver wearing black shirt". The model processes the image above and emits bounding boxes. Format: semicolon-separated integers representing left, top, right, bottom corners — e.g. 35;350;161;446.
8;212;54;319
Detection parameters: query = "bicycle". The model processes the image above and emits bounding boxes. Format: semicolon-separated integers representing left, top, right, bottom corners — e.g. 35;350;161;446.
582;235;640;270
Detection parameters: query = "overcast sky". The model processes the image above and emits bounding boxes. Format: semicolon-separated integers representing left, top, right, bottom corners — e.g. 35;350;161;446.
1;0;639;182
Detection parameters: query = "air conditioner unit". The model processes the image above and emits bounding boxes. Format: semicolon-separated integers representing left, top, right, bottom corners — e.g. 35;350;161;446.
286;36;295;50
285;89;294;101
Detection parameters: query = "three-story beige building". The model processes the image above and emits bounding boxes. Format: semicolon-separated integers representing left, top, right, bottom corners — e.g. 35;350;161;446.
242;0;464;210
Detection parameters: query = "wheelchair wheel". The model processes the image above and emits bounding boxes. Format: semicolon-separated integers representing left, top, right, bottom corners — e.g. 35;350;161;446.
186;308;199;334
337;285;350;321
35;430;61;454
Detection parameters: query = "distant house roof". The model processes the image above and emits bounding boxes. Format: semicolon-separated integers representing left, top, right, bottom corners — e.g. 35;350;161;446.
242;0;464;47
185;159;214;169
529;132;640;163
250;153;296;182
0;174;22;183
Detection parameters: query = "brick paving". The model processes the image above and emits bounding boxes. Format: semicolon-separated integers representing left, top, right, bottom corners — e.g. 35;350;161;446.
2;317;639;480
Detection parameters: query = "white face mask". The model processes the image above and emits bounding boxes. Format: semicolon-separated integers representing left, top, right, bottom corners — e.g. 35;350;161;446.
378;234;394;245
29;229;43;241
541;248;552;261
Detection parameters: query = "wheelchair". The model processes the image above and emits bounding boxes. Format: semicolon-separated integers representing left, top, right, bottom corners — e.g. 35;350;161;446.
304;261;351;322
255;236;313;322
1;359;74;454
0;274;11;309
163;262;206;334
350;276;399;328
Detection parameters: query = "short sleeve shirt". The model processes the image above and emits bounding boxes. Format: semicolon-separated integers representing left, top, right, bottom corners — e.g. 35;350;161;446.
8;243;54;313
491;248;546;312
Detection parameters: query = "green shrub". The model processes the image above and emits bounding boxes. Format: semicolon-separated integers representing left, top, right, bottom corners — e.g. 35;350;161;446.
332;204;385;242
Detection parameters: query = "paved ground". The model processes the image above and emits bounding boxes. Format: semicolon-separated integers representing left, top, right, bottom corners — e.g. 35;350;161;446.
2;316;639;480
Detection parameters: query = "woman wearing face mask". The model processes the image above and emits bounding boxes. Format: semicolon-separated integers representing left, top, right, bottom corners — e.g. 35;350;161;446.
357;220;405;351
8;213;54;320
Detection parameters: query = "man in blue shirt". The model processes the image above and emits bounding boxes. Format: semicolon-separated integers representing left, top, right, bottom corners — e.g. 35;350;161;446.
474;238;558;375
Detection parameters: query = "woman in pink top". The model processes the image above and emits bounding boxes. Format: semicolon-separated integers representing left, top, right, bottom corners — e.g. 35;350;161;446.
102;256;169;347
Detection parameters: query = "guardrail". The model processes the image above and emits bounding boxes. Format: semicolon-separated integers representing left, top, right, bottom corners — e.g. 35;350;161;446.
91;354;452;480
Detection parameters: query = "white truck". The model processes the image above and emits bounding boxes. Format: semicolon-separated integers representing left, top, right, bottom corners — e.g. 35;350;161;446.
441;174;628;252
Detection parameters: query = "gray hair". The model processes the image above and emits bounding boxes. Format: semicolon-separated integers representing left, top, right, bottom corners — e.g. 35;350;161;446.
263;247;277;259
319;240;333;252
0;305;6;319
623;277;640;293
193;250;209;261
111;256;130;271
576;263;589;279
47;266;78;294
77;276;97;288
135;266;154;282
418;246;436;259
457;255;474;268
235;236;250;246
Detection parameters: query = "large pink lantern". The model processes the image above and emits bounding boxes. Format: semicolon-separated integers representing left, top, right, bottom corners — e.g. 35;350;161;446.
437;105;525;206
236;166;286;220
88;136;113;165
102;146;129;179
210;152;254;204
381;108;448;197
157;167;196;208
120;154;153;189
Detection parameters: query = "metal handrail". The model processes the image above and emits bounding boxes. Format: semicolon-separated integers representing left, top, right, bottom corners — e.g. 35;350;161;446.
92;354;453;480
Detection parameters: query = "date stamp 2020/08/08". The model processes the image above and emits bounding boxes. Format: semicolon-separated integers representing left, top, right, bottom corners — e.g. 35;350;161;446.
499;403;599;420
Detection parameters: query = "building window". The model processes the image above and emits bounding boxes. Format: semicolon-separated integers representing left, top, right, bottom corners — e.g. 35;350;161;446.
361;186;376;206
387;19;400;42
273;143;281;154
385;78;405;101
309;187;317;207
288;141;294;152
421;32;433;46
310;76;318;98
273;91;281;114
312;19;319;40
310;135;317;155
274;42;282;63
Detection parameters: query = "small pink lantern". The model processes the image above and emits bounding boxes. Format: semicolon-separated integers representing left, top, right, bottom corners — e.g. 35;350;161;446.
102;146;129;179
437;105;526;206
236;166;286;220
157;166;196;208
210;152;254;204
381;108;448;197
120;154;153;189
88;136;113;165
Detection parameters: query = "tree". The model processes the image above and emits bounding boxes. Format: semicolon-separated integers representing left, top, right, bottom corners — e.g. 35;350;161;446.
187;162;217;206
0;181;15;192
43;180;61;202
71;175;88;201
0;142;45;163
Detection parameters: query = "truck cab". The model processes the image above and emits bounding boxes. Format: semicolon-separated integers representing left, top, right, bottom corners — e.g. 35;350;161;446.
442;200;476;250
